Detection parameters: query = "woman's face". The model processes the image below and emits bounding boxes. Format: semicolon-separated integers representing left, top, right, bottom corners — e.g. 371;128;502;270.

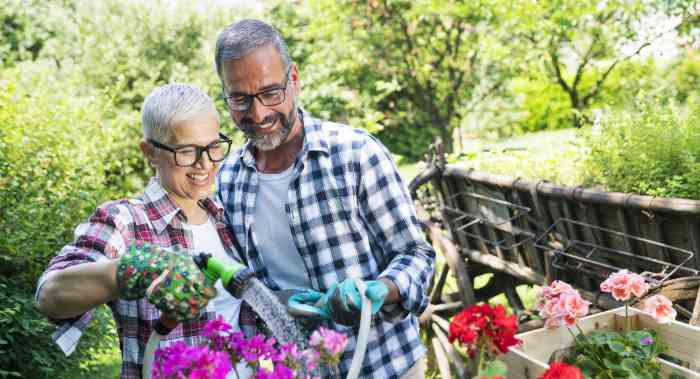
148;111;222;206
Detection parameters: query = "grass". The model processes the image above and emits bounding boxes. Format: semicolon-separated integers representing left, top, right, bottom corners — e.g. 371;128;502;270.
453;128;585;186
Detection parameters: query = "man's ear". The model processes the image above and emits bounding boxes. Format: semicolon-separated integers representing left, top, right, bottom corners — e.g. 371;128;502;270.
289;63;301;94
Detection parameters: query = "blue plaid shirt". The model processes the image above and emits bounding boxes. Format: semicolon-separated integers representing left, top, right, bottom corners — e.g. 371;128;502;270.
217;109;435;378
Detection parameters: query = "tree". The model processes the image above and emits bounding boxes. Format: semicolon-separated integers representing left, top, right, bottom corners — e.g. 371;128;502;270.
510;0;681;127
299;0;512;158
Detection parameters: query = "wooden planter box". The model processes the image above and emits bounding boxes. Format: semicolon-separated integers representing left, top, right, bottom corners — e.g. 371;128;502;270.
503;307;700;379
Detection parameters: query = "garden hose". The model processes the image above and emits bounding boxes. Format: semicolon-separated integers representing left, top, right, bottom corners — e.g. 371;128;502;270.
346;278;372;379
142;315;178;379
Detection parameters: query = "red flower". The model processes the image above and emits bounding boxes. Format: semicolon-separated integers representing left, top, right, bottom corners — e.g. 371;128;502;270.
538;362;584;379
448;303;522;357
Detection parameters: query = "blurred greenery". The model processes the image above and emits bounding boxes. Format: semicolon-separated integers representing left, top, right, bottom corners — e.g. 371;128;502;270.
2;0;700;377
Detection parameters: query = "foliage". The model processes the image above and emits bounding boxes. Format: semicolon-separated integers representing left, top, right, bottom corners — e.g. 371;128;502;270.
300;0;512;158
582;94;700;199
509;0;673;127
0;278;118;378
667;51;700;103
0;65;127;281
510;76;573;134
571;330;665;378
0;0;68;66
0;63;128;378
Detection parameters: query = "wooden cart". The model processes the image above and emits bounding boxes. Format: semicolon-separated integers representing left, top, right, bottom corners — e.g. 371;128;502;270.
409;145;700;378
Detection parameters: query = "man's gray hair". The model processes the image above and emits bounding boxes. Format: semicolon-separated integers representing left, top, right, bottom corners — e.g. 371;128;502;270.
215;19;291;81
141;83;219;142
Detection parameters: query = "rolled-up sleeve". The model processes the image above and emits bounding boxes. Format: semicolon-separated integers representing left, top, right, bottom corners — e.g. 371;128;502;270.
357;136;435;321
35;203;131;355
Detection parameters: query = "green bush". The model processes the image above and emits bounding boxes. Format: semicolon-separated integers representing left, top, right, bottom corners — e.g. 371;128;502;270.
510;76;573;134
0;278;118;378
0;64;133;377
0;65;133;281
582;95;700;199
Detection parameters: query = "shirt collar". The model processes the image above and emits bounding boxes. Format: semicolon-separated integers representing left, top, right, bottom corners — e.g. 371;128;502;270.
143;177;225;233
239;108;329;168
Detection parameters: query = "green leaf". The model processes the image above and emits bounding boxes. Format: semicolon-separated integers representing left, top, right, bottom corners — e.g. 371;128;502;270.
479;359;508;377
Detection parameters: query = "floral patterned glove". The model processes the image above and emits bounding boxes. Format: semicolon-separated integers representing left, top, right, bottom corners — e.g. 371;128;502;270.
116;242;217;321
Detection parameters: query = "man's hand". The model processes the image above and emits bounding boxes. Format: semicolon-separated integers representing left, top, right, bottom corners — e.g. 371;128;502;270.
323;278;388;326
116;242;216;321
277;288;328;318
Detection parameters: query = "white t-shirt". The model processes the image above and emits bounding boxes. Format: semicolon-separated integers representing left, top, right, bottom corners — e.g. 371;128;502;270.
253;165;310;290
186;217;252;379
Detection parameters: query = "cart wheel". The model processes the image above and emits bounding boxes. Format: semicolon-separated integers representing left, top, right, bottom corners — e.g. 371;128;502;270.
419;223;478;378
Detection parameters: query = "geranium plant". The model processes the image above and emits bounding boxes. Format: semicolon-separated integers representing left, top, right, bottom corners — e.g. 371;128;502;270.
448;303;522;378
152;316;347;379
536;270;681;379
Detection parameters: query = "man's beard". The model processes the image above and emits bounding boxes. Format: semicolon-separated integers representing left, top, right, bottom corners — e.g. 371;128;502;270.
235;104;297;151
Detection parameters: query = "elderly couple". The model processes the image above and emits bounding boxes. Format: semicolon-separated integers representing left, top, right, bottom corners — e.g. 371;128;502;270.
35;19;434;379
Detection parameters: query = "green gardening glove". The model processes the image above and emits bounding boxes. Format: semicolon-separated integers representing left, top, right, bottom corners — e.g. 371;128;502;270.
116;242;217;321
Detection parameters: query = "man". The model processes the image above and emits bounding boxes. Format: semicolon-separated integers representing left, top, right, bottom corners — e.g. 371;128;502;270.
215;19;435;378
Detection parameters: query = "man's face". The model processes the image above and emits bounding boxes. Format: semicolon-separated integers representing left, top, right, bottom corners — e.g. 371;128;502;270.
221;45;300;151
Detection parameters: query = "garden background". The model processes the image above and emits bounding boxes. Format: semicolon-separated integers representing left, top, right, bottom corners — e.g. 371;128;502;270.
1;0;699;377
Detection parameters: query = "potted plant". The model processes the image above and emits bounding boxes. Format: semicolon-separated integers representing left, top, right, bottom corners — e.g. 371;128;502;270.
504;270;700;379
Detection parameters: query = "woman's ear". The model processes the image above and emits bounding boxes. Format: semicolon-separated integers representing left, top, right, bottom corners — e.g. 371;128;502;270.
139;141;157;168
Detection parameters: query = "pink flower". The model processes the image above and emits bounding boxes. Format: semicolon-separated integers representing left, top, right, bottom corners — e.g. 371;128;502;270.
536;281;574;311
309;327;348;363
560;291;589;321
642;294;677;324
300;348;320;372
536;281;590;329
600;270;649;302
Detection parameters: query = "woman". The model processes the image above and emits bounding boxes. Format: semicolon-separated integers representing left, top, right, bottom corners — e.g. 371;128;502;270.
35;83;252;378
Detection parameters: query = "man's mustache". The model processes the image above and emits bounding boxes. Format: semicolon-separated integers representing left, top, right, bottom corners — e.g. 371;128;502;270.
240;114;279;129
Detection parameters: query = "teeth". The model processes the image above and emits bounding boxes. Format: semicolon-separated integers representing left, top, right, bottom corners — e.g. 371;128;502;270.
188;174;208;182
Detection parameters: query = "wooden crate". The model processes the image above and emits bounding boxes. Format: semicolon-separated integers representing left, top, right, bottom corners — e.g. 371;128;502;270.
503;307;700;379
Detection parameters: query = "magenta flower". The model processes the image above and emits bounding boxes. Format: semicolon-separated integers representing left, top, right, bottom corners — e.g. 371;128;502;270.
239;334;278;362
203;315;232;338
154;318;348;379
152;342;231;379
255;362;295;379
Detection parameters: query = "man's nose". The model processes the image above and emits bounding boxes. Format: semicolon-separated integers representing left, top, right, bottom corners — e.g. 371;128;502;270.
247;97;271;124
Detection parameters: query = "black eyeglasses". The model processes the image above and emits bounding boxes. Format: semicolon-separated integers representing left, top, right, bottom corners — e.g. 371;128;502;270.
222;67;292;112
148;133;232;167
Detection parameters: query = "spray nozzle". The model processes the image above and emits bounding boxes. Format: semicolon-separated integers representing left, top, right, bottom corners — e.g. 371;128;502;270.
194;252;254;298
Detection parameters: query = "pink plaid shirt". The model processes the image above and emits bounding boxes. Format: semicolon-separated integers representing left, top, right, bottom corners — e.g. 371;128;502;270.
36;178;250;378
